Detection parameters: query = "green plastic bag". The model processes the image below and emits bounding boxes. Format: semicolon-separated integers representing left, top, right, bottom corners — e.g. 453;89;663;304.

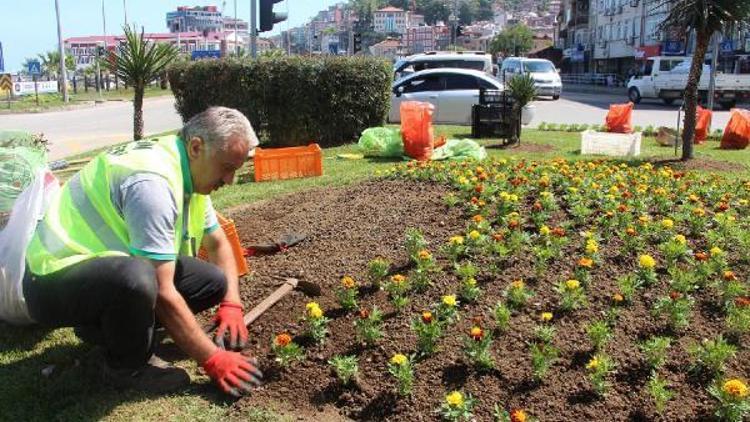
0;131;48;214
358;127;404;158
431;139;487;161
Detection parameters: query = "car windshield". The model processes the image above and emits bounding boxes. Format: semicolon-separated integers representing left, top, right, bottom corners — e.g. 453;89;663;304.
523;61;555;73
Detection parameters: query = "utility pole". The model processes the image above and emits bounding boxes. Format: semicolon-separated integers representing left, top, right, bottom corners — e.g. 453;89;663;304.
55;0;69;103
250;0;257;57
234;0;239;55
123;0;128;25
102;0;107;92
707;31;720;111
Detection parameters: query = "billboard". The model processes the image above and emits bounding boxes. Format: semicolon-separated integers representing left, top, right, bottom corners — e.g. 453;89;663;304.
13;81;58;96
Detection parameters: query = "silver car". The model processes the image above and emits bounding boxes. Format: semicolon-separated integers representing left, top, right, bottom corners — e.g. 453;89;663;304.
500;57;562;100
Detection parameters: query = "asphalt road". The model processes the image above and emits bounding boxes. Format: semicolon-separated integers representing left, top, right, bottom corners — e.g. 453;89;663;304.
0;96;183;160
0;89;742;160
530;90;733;131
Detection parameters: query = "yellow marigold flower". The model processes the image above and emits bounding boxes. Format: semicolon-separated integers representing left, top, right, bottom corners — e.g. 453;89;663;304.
470;326;483;341
591;182;600;190
674;234;687;245
586;357;599;370
450;235;464;245
468;230;481;240
723;379;749;398
510;409;528;422
609;186;619;194
638;215;651;223
586;240;599;255
511;280;525;289
661;218;674;229
390;353;408;366
418;249;432;260
306;302;323;319
445;391;464;407
639;254;656;269
739;199;749;206
341;276;357;289
693;207;706;217
499;191;511;200
458;176;468;185
566;279;580;290
568;187;579;194
540;312;553;322
442;295;457;307
689;194;700;202
466;278;477;287
509;194;519;202
711;247;723;256
539;225;551;236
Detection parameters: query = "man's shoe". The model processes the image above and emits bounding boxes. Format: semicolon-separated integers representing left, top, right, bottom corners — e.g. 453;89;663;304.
101;355;191;394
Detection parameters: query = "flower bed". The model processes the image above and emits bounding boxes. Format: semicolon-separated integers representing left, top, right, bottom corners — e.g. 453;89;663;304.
226;161;750;421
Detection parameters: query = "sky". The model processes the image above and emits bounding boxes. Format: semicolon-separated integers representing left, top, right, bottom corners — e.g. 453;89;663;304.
0;0;343;73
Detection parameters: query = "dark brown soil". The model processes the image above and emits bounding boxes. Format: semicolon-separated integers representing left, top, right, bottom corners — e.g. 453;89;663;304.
487;143;557;153
221;178;749;421
648;157;746;173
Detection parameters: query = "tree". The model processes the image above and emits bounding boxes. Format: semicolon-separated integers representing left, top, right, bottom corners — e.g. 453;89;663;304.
107;25;178;140
490;24;534;56
661;0;750;160
476;0;496;21
459;1;477;25
36;51;75;84
415;0;450;25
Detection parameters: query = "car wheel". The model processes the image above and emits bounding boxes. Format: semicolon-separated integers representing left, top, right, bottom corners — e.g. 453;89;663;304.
662;98;675;106
552;94;560;100
628;87;641;104
720;101;736;110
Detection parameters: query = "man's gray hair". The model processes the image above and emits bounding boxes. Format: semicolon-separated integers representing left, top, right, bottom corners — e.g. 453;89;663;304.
180;106;259;152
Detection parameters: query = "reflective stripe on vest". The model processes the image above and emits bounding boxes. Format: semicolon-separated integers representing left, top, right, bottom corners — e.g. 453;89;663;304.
26;135;209;275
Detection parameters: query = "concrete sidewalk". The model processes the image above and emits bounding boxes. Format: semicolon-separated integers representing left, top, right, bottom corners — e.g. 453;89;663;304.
563;84;627;96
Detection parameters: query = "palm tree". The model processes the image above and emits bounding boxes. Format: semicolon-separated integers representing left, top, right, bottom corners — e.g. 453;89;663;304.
661;0;750;160
107;25;178;140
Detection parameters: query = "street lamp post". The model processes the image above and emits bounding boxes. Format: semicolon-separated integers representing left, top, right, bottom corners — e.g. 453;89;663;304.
55;0;69;103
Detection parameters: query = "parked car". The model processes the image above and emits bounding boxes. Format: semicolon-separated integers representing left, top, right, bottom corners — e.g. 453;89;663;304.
499;57;562;100
393;51;496;81
389;68;534;125
627;55;750;109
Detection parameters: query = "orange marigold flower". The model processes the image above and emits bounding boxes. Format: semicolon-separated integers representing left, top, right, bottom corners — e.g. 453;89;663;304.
470;326;484;341
670;291;682;300
475;184;484;193
341;276;356;289
579;257;594;268
723;271;737;281
718;202;730;212
359;308;370;319
723;379;749;398
552;227;566;237
470;196;479;204
422;311;433;324
511;280;525;289
532;201;543;211
492;232;505;241
508;220;520;229
613;293;624;303
695;251;709;262
418;249;432;260
626;227;637;236
391;274;406;284
274;333;292;347
510;409;528;422
472;215;484;224
617;204;628;213
735;297;750;308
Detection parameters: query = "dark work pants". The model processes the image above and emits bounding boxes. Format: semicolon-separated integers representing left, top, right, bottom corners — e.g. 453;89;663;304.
23;256;227;370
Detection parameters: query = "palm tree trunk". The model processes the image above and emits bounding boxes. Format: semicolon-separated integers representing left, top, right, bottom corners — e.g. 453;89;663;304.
681;30;710;161
133;83;144;140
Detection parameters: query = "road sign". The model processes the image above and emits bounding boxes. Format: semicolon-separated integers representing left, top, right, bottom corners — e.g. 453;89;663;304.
191;50;222;60
28;60;41;76
0;74;12;91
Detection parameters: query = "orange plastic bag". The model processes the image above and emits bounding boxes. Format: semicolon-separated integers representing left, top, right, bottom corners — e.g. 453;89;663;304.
400;101;435;161
721;108;750;150
695;106;712;143
605;102;634;134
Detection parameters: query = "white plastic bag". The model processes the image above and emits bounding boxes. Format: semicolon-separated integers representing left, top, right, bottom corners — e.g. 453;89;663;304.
0;169;60;324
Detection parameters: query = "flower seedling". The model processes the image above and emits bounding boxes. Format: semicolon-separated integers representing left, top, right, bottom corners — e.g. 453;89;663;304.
271;333;304;367
494;407;534;422
439;391;475;421
464;325;494;371
385;274;411;311
574;257;594;286
505;280;534;309
616;274;641;303
444;235;467;263
530;342;558;382
659;235;690;269
304;302;330;345
708;378;750;422
412;249;439;291
586;353;615;396
404;228;428;263
493;301;511;333
726;297;750;337
437;294;460;323
713;270;748;311
336;276;359;311
556;279;587;311
412;311;443;356
637;254;658;286
586;319;612;352
367;257;390;287
653;291;693;331
354;306;383;346
647;374;674;416
639;336;672;371
688;335;737;377
388;353;414;397
328;355;359;386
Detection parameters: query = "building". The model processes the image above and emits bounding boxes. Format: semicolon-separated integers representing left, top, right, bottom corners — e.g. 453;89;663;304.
166;6;223;33
405;26;437;54
223;17;249;37
373;7;424;35
369;38;401;59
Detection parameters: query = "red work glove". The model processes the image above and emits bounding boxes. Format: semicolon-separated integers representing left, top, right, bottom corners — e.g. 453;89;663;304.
213;301;248;350
202;349;263;397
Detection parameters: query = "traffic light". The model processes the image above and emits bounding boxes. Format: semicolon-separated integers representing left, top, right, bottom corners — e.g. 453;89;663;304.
353;32;362;54
96;46;106;57
456;25;464;37
259;0;287;33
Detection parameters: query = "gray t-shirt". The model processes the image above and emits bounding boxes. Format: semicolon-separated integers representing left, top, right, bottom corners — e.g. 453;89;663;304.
112;173;218;261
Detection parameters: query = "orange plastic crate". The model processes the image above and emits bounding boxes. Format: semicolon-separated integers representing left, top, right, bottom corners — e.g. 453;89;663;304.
197;213;249;277
253;143;323;182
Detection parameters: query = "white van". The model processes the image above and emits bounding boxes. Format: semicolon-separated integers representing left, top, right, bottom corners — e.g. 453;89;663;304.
393;51;495;81
500;57;562;100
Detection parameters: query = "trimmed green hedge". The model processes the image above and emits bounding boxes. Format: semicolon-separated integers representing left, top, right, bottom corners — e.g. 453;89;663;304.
168;56;392;147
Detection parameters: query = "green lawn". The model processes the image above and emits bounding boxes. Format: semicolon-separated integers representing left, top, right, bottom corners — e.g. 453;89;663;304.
3;127;749;420
0;85;173;113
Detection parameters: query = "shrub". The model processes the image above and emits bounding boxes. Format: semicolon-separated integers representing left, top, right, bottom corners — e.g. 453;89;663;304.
168;56;392;147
